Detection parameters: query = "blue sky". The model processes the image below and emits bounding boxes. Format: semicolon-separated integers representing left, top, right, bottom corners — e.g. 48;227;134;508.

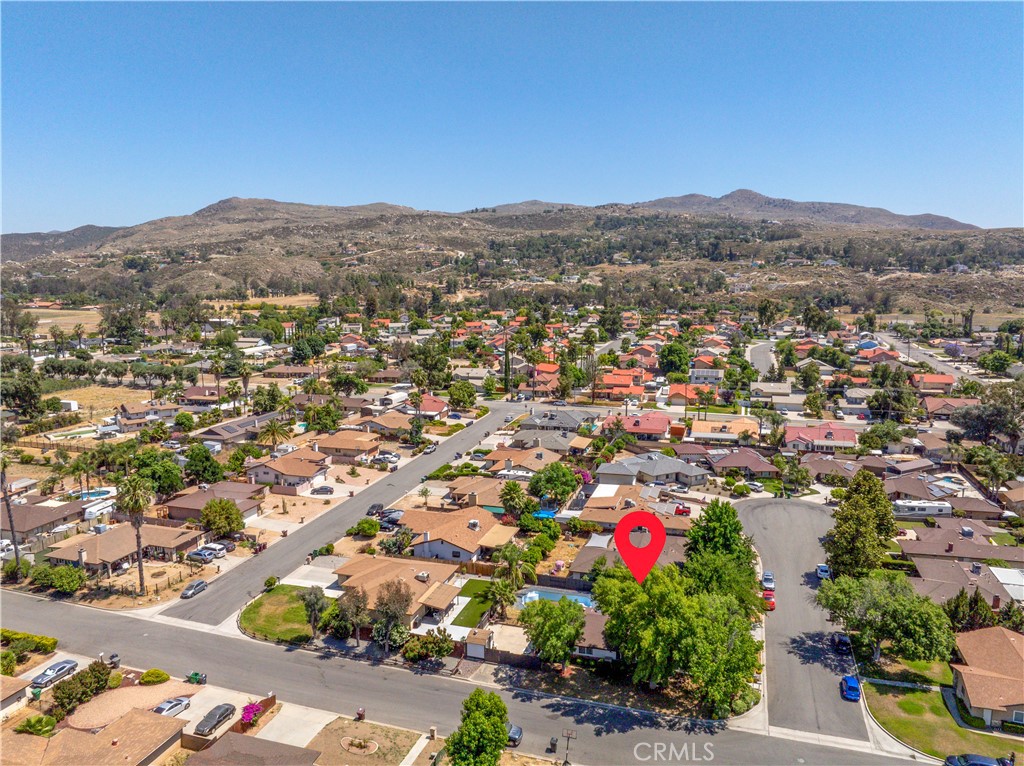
3;2;1022;232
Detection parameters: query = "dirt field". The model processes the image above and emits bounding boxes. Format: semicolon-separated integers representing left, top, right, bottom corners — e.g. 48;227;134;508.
307;716;421;766
54;385;149;418
231;293;322;309
25;308;102;333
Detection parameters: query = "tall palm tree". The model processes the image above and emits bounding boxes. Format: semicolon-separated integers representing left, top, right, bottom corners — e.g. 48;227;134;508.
257;420;291;450
225;381;243;416
238;362;254;399
493;543;537;591
116;474;154;595
0;452;24;580
409;391;423;422
72;323;86;351
50;326;66;357
210;355;225;392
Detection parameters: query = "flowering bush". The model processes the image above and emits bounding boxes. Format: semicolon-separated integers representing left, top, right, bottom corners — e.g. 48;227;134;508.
241;702;263;725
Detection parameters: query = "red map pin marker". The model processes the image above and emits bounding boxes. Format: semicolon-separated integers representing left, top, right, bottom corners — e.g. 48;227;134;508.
614;510;666;584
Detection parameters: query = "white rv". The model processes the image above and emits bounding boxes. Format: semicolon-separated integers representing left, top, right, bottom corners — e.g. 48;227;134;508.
892;499;953;518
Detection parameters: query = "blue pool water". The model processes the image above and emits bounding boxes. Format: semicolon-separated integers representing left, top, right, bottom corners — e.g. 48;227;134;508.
518;587;594;609
72;489;114;499
533;510;556;519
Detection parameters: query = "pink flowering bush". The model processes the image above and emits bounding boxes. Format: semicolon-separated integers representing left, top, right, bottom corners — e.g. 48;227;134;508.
241;702;263;725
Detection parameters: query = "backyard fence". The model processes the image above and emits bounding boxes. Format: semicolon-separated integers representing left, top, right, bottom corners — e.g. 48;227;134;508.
14;437;92;453
534;574;593;592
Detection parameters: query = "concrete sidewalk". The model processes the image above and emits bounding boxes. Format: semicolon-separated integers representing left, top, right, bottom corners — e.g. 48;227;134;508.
256;701;338;747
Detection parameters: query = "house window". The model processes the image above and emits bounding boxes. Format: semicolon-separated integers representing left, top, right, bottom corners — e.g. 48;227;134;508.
451;551;461;558
1014;710;1024;724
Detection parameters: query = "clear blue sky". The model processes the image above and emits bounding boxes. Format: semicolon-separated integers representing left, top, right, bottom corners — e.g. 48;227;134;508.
3;2;1022;232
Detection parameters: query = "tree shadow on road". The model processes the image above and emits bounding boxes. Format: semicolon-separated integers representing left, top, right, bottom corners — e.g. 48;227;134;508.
786;630;850;674
521;694;729;737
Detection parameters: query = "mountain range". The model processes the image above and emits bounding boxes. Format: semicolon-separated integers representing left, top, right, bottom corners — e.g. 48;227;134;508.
0;189;978;263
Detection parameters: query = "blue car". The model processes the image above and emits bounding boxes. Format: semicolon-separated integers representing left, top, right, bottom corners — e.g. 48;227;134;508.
840;675;861;701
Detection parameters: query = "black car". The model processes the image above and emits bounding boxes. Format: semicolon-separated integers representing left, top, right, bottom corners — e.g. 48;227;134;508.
944;756;1012;766
830;633;853;655
311;485;335;496
368;503;384;515
218;540;236;552
194;703;236;736
506;721;523;747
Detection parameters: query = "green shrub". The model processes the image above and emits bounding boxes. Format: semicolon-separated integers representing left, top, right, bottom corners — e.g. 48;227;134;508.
19;454;35;464
0;629;58;654
264;576;279;590
84;660;111;693
955;694;987;728
730;685;761;716
28;564;54;588
48;565;87;594
880;558;917;574
1002;720;1024;735
139;668;170;685
521;546;543;565
8;638;34;664
364;546;377;555
14;715;57;738
346;518;380;537
51;674;91;715
107;672;123;690
1;651;15;676
2;558;30;583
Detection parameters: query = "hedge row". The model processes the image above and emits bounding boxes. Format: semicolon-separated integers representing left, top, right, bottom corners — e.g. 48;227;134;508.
0;629;59;654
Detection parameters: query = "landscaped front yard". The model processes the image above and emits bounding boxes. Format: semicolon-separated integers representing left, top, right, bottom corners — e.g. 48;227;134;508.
853;636;953;686
863;683;1021;761
239;584;312;643
451;579;492;628
307;716;420;766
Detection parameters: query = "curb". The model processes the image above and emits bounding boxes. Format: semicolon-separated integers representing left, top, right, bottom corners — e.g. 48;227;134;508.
858;679;944;763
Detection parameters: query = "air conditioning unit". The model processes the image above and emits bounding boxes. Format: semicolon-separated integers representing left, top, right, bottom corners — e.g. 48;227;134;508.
468;519;480;530
415;571;430;582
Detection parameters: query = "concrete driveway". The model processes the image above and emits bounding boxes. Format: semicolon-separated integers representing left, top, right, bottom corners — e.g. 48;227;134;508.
256;702;337;747
736;498;868;742
178;685;252;736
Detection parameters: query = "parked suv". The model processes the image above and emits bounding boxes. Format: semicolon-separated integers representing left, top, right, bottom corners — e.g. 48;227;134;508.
187;549;216;565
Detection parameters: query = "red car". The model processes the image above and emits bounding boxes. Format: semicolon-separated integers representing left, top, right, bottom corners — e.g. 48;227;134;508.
763;591;776;611
856;413;867;420
674;504;691;516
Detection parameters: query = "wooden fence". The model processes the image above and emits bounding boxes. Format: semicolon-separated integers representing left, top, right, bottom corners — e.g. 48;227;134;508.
14;437;92;453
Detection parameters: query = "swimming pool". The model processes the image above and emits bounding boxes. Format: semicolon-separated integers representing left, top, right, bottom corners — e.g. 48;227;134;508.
71;487;116;500
518;587;594;609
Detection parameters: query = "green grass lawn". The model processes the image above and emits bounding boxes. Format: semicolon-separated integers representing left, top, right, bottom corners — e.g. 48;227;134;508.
863;683;1021;761
452;579;493;628
991;532;1017;546
239;584;313;644
852;635;953;686
761;479;784;495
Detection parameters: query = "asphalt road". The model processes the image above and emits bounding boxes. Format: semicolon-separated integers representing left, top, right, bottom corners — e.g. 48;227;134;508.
161;405;515;624
736;498;867;741
875;332;983;383
748;341;777;375
2;592;909;766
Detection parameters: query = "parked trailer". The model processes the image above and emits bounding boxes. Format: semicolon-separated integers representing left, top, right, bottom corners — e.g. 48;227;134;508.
892;500;953;518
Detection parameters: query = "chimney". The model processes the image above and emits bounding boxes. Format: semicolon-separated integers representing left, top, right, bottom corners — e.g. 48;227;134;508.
468;491;478;506
971;562;982;575
534;438;541;449
505;459;513;471
946;542;954;552
993;595;1001;610
312;441;319;452
77;546;87;569
535;451;544;460
423;531;430;542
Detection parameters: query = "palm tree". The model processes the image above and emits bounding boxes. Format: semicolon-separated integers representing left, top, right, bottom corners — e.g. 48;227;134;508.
239;362;254;399
257;420;291;450
697;388;716;421
116;474;154;595
210;355;225;392
409;391;423;422
0;452;24;580
484;579;516;619
50;326;66;357
493;543;537;591
72;323;86;351
225;381;243;416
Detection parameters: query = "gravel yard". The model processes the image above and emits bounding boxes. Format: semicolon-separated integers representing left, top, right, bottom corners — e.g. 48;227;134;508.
66;680;196;729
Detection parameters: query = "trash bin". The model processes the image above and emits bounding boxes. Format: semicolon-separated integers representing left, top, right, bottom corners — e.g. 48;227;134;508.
108;653;120;669
355;708;365;721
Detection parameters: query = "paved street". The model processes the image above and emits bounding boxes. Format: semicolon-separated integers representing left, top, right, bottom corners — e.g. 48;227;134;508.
2;592;914;765
875;332;984;383
748;340;776;375
737;498;868;741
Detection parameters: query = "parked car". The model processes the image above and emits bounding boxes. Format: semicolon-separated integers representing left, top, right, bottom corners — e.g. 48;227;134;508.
449;412;462;420
761;571;776;590
187;549;216;565
839;675;861;701
857;413;867;420
778;407;789;415
368;503;384;515
944;755;1012;766
181;580;208;599
504;415;514;423
379;522;397;533
747;481;764;492
423;444;437;454
384;511;405;523
835;410;845;418
762;592;776;611
386;455;400;464
311;486;335;495
830;633;853;655
31;660;79;688
506;721;523;747
218;540;236;552
195;703;236;736
816;564;832;581
551;400;567;406
154;697;191;717
200;543;227;559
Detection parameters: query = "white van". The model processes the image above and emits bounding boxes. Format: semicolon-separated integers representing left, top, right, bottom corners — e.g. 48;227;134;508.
200;542;227;558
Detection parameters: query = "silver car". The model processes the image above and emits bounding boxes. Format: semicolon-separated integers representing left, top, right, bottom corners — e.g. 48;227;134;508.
154;696;191;717
31;659;79;688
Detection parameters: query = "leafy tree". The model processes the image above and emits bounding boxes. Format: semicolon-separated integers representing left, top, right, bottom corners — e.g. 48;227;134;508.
951;404;1014;443
401;628;455;662
682;550;762;618
446;689;509;766
482;375;498;397
251;384;284;414
686;499;753;564
200;498;244;538
329;371;369;397
817;572;955;662
301;586;329;640
944;587;997;633
373;579;413;653
1000;600;1024;634
797;363;821;392
323;586;371;645
448;381;477;410
823;470;896;578
982;378;1024;453
116;474;154;595
183;444;225;485
519;596;585;670
174;412;195;433
492;542;537;590
658;342;690;375
48;565;87;594
527;462;579;506
978;351;1014;374
133;450;184;499
226;443;265;473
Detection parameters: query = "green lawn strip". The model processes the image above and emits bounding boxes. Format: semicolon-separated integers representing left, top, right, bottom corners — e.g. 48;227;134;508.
239;584;313;643
991;532;1017;546
761;479;784;495
863;683;1021;761
852;636;953;686
452;579;493;628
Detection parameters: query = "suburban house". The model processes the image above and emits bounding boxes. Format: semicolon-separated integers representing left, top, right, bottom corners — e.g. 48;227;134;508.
520;410;595;433
314;429;381;464
444;476;507;514
883;474;958;502
574;611;619;661
505;429;575;455
246;447;331;495
951;626;1024;728
577;486;692;537
263;365;318;379
706;448;781;479
749;381;791;403
353;411;413;437
997;486;1024;514
482;446;562;479
451;366;497;392
909;558;1013;609
602;412;671;441
689;417;760;445
177;385;225;409
45;523;206;574
784;424;858;453
163;482;266;523
923;396;980;420
333;555;461;628
196;412;289;445
898;521;1024;567
595;452;709;488
0;496;106;543
799;454;861;484
115;401;182;433
400;394;450;420
910;373;956;395
398;507;517;561
188;733;321;766
688;366;726;385
665;384;718;406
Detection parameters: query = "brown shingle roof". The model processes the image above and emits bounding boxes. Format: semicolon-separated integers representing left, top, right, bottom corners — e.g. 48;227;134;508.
188;732;320;766
952;627;1024;712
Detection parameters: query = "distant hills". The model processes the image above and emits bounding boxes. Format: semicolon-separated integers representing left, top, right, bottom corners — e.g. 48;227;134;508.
0;189;978;262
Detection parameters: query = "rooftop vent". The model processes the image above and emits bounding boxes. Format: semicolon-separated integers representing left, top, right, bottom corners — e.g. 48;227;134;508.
415;571;430;583
468;519;480;530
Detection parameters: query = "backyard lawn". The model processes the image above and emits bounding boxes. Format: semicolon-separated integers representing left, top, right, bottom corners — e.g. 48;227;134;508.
991;532;1018;546
863;683;1021;761
452;579;493;628
239;584;312;643
853;635;953;686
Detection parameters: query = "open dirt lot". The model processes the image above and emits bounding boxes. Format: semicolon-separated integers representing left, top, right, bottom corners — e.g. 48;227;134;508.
25;308;102;333
307;716;421;766
51;385;149;418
